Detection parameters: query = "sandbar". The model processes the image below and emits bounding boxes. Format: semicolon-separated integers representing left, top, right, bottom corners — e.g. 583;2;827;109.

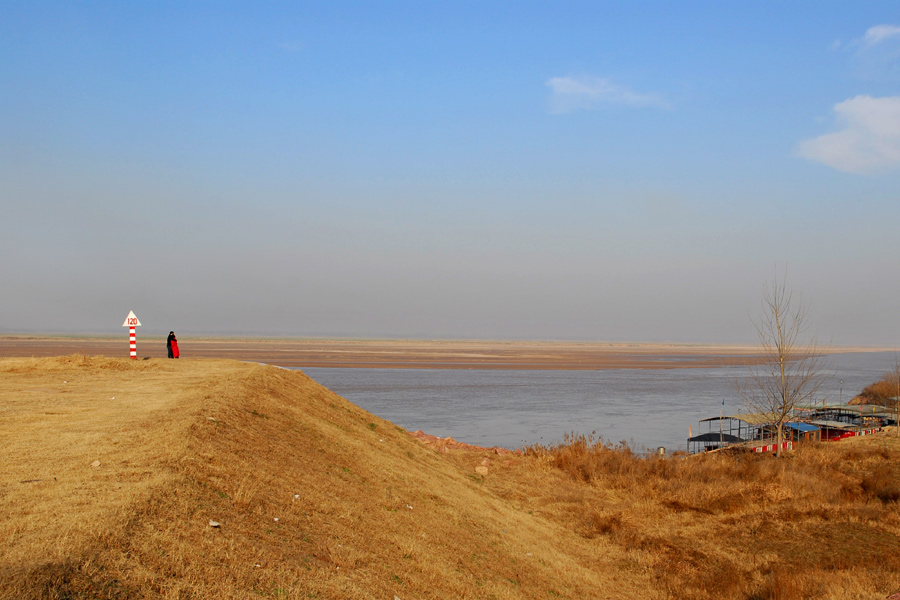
0;336;881;370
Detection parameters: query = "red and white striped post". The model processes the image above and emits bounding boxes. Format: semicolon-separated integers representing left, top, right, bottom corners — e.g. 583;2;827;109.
122;311;141;359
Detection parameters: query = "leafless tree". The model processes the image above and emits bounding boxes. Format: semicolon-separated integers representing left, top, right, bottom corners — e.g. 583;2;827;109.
887;354;900;437
738;273;827;457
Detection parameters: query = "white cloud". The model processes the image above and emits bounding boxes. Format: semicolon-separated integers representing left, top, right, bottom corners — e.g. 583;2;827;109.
846;24;900;82
546;75;669;113
862;24;900;48
796;95;900;174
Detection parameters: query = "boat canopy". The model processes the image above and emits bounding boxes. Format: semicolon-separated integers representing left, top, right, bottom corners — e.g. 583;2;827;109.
784;422;819;432
700;413;777;426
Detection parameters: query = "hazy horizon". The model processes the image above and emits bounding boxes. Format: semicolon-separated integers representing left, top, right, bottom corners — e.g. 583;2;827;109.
3;3;900;346
2;329;896;352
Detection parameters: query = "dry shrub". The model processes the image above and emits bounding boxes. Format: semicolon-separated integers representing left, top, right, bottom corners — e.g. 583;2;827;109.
878;487;900;503
526;434;657;488
749;566;829;600
579;509;623;538
861;466;900;504
663;499;713;514
705;490;750;514
857;374;900;406
532;436;798;514
658;555;747;600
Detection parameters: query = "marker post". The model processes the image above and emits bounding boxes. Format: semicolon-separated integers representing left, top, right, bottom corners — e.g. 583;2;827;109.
122;311;141;359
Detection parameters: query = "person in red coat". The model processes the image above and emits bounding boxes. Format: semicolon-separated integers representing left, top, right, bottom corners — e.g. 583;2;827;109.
167;331;180;359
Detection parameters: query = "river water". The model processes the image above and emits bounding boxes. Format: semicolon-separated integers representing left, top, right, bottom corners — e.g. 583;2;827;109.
297;351;896;452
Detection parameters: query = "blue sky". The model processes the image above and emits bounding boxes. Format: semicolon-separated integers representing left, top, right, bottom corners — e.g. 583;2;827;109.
2;2;900;344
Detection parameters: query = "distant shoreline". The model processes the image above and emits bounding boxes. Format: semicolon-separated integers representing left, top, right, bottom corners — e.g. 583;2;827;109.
0;335;889;370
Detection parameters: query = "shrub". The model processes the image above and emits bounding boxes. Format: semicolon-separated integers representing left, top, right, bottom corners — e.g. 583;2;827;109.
856;374;900;406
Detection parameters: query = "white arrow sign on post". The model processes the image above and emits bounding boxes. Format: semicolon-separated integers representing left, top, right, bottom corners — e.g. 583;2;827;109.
122;311;141;359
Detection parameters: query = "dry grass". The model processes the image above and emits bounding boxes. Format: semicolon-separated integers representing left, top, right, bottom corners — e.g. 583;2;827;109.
2;356;899;599
0;357;649;599
523;434;900;600
856;374;900;407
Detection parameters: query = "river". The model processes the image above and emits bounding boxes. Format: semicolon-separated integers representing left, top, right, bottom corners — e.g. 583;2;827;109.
297;351;896;452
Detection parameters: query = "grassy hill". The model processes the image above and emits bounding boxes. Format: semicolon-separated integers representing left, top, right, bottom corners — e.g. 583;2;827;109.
2;356;900;599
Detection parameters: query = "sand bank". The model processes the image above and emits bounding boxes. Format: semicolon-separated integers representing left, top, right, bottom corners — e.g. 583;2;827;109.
0;335;877;370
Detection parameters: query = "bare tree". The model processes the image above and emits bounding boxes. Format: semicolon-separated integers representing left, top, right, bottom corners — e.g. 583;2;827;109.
887;354;900;437
739;273;827;457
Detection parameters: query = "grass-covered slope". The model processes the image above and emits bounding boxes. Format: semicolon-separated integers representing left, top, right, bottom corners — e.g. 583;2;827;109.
2;356;900;600
0;357;646;599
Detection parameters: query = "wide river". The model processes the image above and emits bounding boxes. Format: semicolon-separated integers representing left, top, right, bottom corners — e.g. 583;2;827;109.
298;351;896;452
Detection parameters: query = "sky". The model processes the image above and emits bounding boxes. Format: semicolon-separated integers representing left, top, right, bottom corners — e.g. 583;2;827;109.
2;2;900;345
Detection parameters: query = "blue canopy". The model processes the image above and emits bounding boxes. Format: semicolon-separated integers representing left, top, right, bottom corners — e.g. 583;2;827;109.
784;422;819;432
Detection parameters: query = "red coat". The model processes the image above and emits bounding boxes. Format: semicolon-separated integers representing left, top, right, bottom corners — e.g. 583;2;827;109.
171;339;180;358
